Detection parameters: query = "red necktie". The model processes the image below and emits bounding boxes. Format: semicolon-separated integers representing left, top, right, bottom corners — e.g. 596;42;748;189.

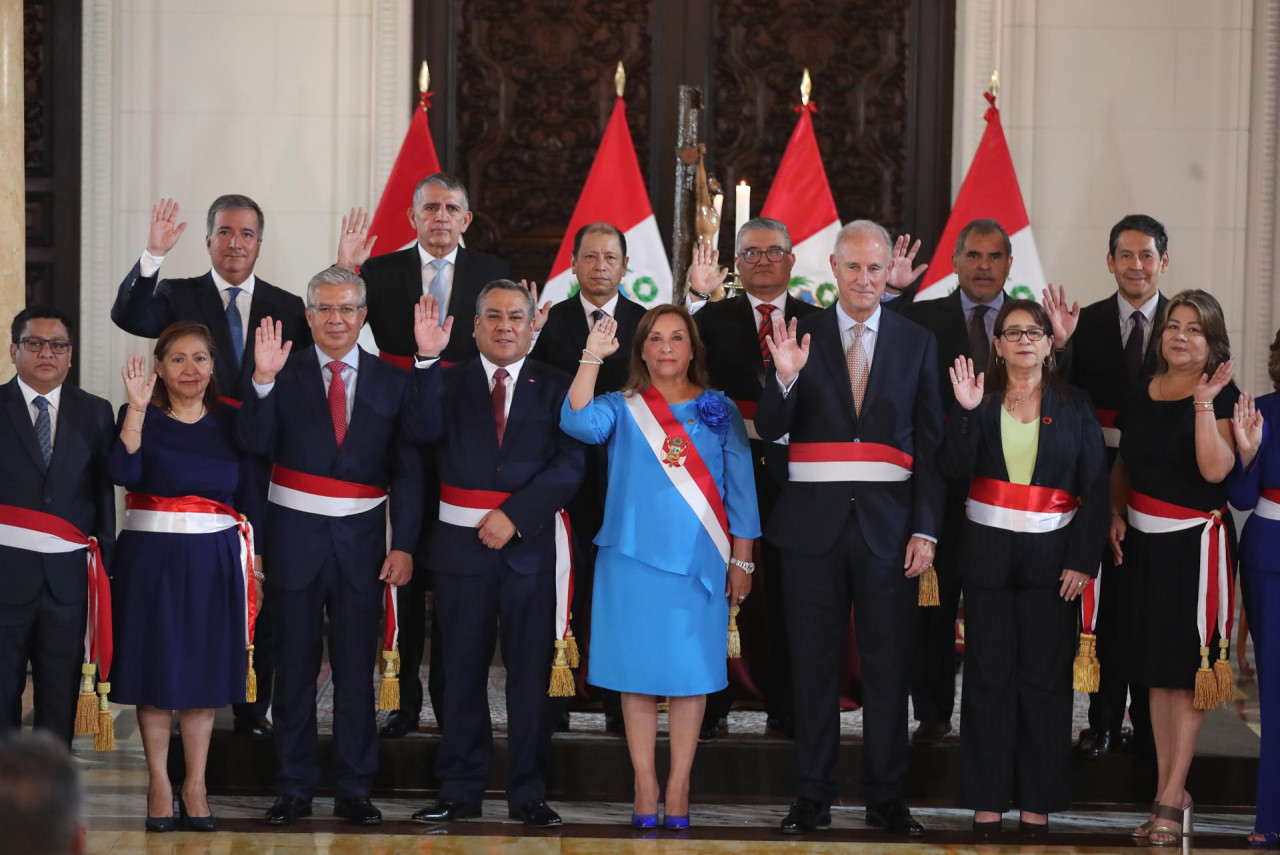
492;367;509;445
327;360;348;447
757;304;775;367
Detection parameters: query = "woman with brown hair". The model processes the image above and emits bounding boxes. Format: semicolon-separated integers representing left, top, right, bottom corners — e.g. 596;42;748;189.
108;322;262;832
944;299;1109;838
560;304;760;829
1110;289;1238;846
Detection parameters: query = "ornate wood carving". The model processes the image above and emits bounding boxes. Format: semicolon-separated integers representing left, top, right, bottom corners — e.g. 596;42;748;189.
23;2;45;173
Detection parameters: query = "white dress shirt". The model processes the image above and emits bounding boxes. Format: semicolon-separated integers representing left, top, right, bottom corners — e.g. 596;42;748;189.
580;292;620;324
16;377;62;446
747;292;788;333
419;244;460;310
1117;290;1160;352
252;345;359;423
139;249;257;345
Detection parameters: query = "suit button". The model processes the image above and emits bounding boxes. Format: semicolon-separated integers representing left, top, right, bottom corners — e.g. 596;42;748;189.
853;438;861;443
44;496;52;505
495;464;504;473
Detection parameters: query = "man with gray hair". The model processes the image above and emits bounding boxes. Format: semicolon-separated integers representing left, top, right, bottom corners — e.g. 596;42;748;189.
0;732;86;855
111;194;309;739
756;220;943;836
240;264;424;827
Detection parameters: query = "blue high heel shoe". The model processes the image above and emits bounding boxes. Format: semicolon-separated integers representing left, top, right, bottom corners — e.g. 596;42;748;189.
630;813;658;828
663;814;690;830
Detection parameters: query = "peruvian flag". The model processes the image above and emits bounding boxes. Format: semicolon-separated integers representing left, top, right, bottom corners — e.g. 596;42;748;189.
915;91;1046;302
544;97;672;307
760;104;842;307
366;90;442;259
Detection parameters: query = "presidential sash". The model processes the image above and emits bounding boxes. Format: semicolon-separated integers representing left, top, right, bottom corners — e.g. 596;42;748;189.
787;441;914;483
267;465;388;517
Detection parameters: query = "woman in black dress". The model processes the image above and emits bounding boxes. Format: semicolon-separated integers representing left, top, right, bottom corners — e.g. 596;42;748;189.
1110;290;1238;846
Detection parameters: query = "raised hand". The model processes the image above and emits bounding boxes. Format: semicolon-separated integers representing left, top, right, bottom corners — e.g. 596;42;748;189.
1041;284;1080;345
947;355;984;410
585;314;619;360
886;234;927;291
413;295;453;358
521;280;552;331
337;207;377;270
147;198;188;256
688;241;728;299
253;317;292;384
1233;391;1264;468
120;354;157;410
1195;359;1234;404
766;316;811;387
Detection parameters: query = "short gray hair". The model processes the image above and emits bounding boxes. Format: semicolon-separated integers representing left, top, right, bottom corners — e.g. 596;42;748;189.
412;173;470;211
476;279;535;318
735;217;793;256
306;265;367;306
206;194;264;239
832;219;892;259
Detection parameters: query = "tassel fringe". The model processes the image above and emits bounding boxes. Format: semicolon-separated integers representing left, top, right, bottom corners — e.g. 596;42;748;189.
245;645;258;704
727;604;742;659
75;663;98;735
918;565;940;607
1214;638;1234;706
565;625;580;670
93;683;116;752
1072;633;1100;693
378;649;400;711
548;640;575;697
1193;647;1218;710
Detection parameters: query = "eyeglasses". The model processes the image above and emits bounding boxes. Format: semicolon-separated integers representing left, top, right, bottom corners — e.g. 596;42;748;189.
998;327;1047;342
309;305;364;318
739;247;789;264
16;337;72;354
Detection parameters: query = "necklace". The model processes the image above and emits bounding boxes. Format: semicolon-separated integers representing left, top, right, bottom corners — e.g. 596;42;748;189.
166;405;206;424
1004;388;1034;413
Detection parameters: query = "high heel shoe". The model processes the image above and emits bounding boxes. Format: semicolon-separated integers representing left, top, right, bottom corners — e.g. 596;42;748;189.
971;818;1003;839
1131;800;1158;838
663;813;690;830
1148;801;1193;847
630;813;658;828
177;793;218;833
144;792;176;832
1018;818;1049;838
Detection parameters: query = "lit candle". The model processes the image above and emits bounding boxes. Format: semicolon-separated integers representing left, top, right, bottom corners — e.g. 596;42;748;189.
711;192;724;248
735;180;750;239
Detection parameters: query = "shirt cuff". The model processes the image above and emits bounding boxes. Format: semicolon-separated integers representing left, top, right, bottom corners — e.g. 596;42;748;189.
911;533;937;544
139;249;165;278
776;375;797;396
413;355;440;369
252;380;275;398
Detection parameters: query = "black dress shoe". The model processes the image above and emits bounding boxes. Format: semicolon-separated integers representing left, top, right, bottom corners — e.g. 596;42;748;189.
972;818;1003;839
233;714;273;739
264;796;312;826
604;713;625;736
177;794;217;832
1084;729;1115;758
553;709;571;733
866;799;924;836
334;796;383;825
698;717;727;743
144;813;177;833
780;798;831;834
765;716;796;739
412;799;482;823
378;710;419;739
912;720;953;745
1019;819;1049;838
509;799;562;827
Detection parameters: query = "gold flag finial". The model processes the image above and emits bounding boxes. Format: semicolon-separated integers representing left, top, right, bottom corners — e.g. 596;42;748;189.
419;61;431;95
989;68;1000;97
615;61;626;98
800;68;812;106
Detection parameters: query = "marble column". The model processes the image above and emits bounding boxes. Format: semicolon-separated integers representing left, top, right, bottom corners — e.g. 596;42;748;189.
0;0;24;383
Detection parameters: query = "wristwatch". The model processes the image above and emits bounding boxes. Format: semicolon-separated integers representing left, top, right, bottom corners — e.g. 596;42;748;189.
729;557;756;575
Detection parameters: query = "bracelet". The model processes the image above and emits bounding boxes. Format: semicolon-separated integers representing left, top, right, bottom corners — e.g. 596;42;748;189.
578;358;604;366
689;288;711;300
252;570;265;582
729;557;756;575
582;348;605;363
121;426;141;433
1193;400;1213;407
1193;402;1214;412
127;405;146;415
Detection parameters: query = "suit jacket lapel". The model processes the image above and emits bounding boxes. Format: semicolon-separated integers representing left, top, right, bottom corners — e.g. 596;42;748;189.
465;359;502;456
302;349;341;451
343;349;376;449
815;309;858;426
981;396;1008;480
1142;294;1168;373
1027;388;1058;484
502;362;538;452
46;387;81;478
401;249;425;321
196;275;240;379
736;296;768;385
862;310;895;413
3;380;47;473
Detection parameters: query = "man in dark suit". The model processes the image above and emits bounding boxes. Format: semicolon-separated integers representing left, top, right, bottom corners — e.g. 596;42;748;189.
529;222;644;735
691;217;818;742
338;174;511;739
408;282;584;828
901;218;1014;746
238;266;422;827
1043;213;1170;760
757;221;943;836
0;306;115;745
110;194;310;738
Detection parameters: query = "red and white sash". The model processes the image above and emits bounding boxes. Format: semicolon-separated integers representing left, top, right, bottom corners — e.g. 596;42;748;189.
1253;487;1280;521
1097;408;1120;449
787;441;913;483
438;485;576;643
123;493;258;657
965;476;1078;533
1127;490;1232;653
267;465;388;517
1081;563;1102;634
0;504;112;682
731;399;787;446
624;388;731;563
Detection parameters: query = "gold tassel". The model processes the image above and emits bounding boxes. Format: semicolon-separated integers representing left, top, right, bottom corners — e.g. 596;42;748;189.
377;649;400;711
93;683;116;752
245;645;258;704
727;604;742;659
1213;637;1234;706
548;640;575;697
918;564;940;607
1193;647;1218;710
565;625;580;670
1072;633;1100;693
74;663;98;735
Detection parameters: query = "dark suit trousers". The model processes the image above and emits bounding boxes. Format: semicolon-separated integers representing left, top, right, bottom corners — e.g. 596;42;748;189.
911;498;964;723
957;537;1076;813
784;506;917;805
0;582;85;744
434;564;554;807
271;555;382;800
1087;549;1152;750
394;555;445;726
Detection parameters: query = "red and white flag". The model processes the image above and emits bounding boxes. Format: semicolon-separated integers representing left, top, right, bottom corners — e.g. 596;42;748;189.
544;97;671;307
366;90;443;259
915;91;1046;302
760;103;842;307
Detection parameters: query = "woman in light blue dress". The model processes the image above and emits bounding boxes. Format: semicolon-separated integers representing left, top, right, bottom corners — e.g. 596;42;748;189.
562;304;760;829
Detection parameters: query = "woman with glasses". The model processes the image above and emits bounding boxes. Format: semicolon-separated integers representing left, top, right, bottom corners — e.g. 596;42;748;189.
1110;290;1238;846
943;299;1108;838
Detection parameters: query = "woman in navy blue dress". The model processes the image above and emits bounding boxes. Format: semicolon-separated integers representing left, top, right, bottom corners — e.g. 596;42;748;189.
1225;337;1280;849
108;322;261;832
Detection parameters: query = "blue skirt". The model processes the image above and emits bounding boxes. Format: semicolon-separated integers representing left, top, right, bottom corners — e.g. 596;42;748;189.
587;546;728;696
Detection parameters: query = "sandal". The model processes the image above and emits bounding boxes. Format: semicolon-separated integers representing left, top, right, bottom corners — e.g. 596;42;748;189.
1248;831;1280;849
1149;802;1194;847
1131;801;1157;838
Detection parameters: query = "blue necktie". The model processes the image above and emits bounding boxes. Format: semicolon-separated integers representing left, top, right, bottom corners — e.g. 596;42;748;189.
33;396;52;467
428;259;449;319
226;286;244;368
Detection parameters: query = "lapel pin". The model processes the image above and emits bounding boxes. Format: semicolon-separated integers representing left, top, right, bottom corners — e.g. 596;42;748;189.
1042;416;1053;425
